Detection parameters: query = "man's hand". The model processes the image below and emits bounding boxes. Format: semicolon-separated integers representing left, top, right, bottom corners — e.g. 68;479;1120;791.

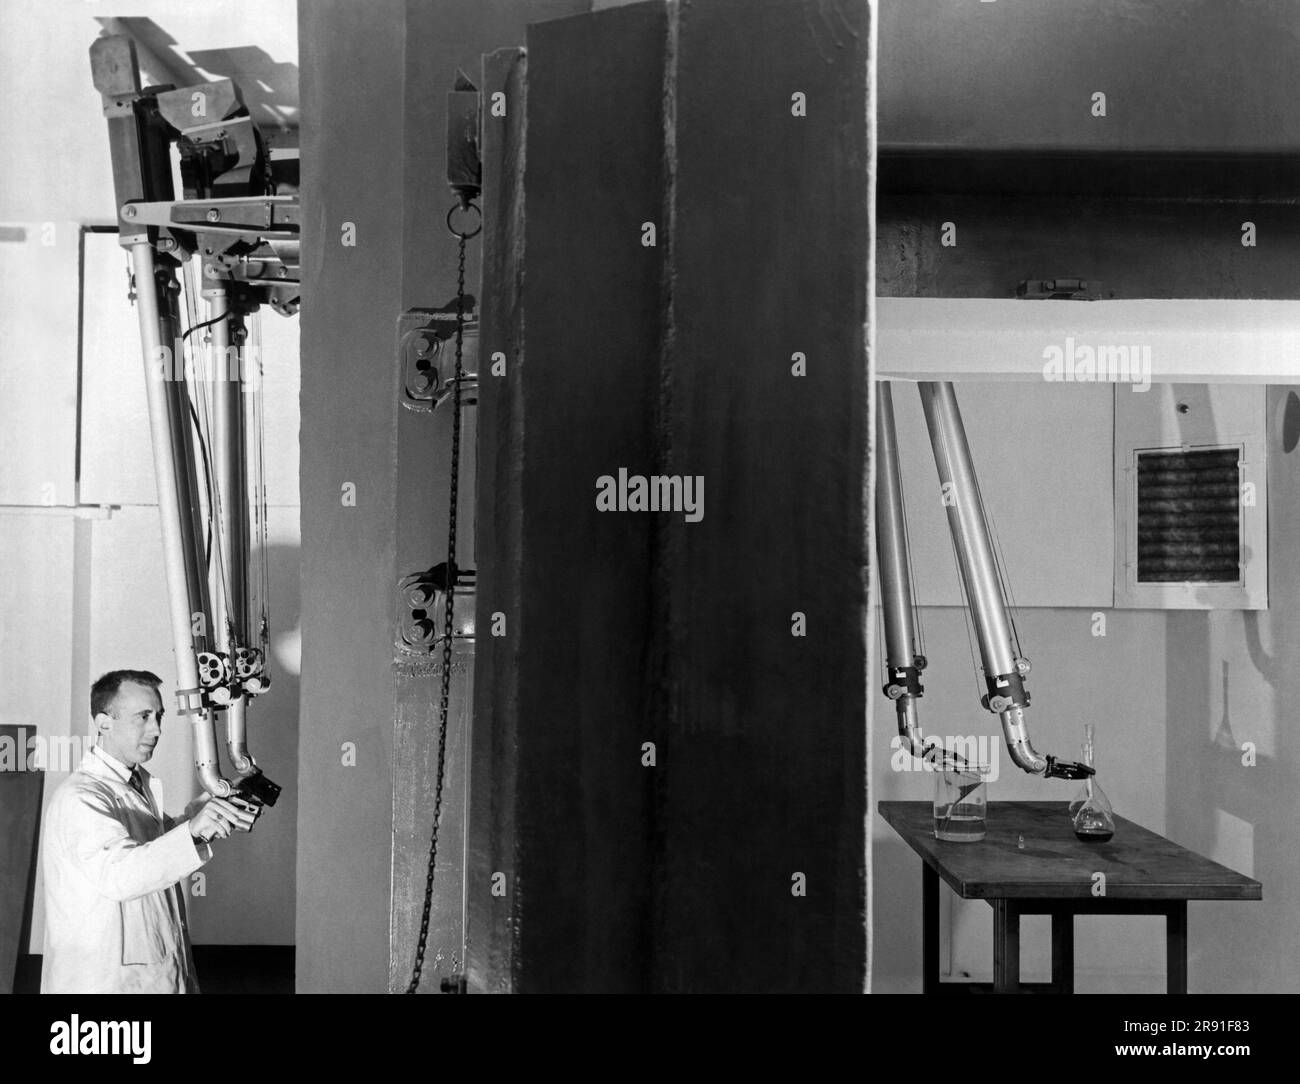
188;796;258;842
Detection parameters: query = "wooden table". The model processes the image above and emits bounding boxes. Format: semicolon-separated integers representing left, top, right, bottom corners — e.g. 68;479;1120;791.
878;801;1262;994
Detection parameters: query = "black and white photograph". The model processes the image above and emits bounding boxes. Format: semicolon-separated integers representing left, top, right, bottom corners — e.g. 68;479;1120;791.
0;0;1294;1058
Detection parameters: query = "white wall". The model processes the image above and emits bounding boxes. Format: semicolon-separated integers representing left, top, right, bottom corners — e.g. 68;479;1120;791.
1162;386;1300;993
882;382;1113;607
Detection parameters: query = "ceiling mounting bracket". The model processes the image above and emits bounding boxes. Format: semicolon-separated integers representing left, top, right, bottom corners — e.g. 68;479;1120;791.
1016;278;1109;300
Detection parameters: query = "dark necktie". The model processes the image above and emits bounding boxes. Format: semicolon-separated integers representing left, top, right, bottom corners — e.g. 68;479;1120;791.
128;766;148;801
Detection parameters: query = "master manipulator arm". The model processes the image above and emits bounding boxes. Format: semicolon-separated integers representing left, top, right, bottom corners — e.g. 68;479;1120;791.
89;34;289;807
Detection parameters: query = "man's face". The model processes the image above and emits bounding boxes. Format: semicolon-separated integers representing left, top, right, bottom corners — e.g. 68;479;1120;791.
96;682;165;767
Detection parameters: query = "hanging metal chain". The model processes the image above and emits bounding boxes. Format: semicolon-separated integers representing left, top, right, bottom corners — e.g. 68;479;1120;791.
408;202;479;993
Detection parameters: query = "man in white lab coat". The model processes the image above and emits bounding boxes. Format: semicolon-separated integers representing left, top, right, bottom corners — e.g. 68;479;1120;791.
40;670;257;994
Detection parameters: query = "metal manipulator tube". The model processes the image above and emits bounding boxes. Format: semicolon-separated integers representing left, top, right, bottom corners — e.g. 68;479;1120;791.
876;383;927;759
988;679;1093;781
917;381;1093;781
130;242;235;798
876;382;978;773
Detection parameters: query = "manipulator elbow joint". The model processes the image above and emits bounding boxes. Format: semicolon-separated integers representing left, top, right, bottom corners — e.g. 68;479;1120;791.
883;659;926;701
981;663;1030;714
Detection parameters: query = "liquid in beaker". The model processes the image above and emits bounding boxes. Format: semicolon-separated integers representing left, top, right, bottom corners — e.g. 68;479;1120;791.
933;767;987;842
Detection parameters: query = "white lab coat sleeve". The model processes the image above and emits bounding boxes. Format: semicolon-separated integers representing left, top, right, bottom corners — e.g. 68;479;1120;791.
164;792;210;833
59;785;209;902
164;794;213;861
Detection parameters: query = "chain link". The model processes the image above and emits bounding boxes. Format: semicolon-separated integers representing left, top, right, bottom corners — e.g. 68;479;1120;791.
407;216;471;993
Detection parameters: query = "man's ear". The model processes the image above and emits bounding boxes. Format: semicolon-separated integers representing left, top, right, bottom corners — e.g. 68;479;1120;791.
92;712;113;737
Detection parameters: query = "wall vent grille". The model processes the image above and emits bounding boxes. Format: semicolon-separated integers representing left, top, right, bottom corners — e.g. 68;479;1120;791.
1136;447;1241;584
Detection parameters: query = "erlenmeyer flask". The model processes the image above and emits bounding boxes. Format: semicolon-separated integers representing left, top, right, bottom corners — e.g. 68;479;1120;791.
1070;723;1116;842
1067;724;1094;819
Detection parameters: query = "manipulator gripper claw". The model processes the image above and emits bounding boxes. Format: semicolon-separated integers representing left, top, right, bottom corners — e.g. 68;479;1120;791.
1044;757;1095;781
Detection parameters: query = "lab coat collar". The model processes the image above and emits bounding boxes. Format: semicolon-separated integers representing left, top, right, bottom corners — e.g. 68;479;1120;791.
82;746;163;816
87;738;157;779
87;743;135;784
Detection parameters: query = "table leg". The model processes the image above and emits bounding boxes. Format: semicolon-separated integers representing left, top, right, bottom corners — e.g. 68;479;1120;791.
1051;911;1074;994
993;899;1020;994
923;863;939;994
1166;902;1187;995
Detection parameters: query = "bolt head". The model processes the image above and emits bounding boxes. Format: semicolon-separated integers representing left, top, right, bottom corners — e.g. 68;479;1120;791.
122;205;136;219
206;208;221;223
407;584;435;606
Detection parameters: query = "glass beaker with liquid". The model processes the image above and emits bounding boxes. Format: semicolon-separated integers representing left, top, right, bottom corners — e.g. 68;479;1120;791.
933;763;988;842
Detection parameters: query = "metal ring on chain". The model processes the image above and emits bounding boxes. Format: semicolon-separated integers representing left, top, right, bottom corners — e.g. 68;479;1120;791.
446;201;482;240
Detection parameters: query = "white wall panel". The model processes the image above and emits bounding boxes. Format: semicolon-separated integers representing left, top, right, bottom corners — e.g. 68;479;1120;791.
80;230;301;509
0;222;79;506
879;298;1300;384
79;232;154;506
0;509;83;953
881;380;1113;608
0;512;77;742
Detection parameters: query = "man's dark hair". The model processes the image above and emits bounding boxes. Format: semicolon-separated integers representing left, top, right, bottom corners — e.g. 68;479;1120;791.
90;670;163;719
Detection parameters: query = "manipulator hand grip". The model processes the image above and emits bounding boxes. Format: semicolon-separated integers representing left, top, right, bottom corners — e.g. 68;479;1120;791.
1044;757;1096;781
233;771;282;808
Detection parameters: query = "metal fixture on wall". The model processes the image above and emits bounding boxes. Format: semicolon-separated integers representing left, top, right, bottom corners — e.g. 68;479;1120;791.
1016;278;1110;301
398;306;480;414
1114;385;1267;610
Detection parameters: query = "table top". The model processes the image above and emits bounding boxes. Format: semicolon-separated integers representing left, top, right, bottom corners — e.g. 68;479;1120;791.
877;801;1262;901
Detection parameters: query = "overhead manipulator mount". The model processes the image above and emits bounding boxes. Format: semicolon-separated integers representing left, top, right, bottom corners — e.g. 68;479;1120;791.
89;34;294;807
